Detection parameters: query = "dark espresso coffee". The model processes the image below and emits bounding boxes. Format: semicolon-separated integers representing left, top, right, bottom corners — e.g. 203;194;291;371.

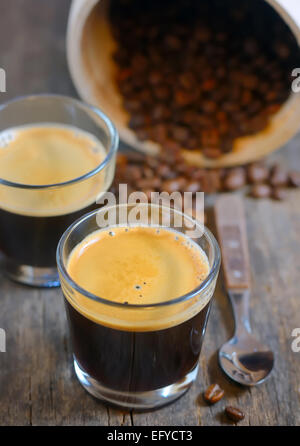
64;226;211;392
0;124;106;268
0;205;97;267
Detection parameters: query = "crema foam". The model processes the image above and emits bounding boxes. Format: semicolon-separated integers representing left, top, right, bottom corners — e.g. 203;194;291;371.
0;124;107;216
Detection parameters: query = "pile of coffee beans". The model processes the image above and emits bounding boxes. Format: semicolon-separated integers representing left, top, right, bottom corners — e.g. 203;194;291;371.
110;0;300;158
112;150;300;202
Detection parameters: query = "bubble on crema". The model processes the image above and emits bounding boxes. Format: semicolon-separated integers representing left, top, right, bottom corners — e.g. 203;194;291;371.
0;129;16;148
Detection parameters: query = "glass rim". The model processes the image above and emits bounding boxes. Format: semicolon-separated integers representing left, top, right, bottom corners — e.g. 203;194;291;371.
56;203;221;309
0;93;119;190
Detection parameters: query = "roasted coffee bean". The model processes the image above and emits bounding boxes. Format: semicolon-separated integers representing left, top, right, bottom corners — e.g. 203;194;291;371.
129;115;148;129
151;105;171;121
185;180;201;193
272;187;288;201
241;74;258;90
195;27;211;43
251;183;272;199
223;168;247;190
174;90;194;107
200;171;221;194
116;153;128;167
201;100;217;114
151;124;168;144
179;72;196;90
202;79;216;92
145;155;159;169
201;129;220;147
164;34;182;50
131;53;148;72
289;170;300;187
136;177;162;190
221;138;234;153
246;115;269;134
143;166;154;179
126;165;142;182
157;163;175;180
187;170;202;184
162;177;187;193
153;85;170;101
162;149;182;164
162;140;182;155
204;384;225;404
225;406;245;422
275;42;290;59
270;164;288;187
138;88;153;105
171;126;190;143
266;104;281;115
125;151;146;164
185;136;199;150
123;99;141;113
247;163;269;183
148;70;162;86
135;128;149;141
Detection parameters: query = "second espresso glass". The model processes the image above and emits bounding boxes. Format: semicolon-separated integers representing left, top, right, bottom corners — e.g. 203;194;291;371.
57;203;220;409
0;95;118;287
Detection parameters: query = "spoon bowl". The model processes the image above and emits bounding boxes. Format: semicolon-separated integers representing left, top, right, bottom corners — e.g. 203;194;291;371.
219;333;274;386
215;195;275;387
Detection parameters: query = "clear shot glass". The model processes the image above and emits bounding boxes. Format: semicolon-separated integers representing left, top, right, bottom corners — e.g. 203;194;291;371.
57;203;221;409
0;94;118;287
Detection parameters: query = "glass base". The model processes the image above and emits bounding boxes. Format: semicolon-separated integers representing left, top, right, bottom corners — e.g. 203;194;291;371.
5;261;60;288
74;357;198;410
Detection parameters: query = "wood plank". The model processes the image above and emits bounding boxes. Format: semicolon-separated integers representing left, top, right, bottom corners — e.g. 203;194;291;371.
0;0;300;426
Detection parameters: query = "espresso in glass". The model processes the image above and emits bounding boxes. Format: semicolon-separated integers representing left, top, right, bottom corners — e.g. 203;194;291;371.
57;204;220;409
0;95;117;287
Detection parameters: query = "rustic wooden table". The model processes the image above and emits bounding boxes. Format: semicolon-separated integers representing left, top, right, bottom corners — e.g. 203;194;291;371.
0;0;299;426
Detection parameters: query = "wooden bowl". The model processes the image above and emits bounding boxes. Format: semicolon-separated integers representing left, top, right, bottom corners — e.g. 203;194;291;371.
67;0;300;168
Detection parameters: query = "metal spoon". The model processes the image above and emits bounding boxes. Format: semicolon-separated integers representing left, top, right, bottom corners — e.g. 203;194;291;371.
215;195;274;386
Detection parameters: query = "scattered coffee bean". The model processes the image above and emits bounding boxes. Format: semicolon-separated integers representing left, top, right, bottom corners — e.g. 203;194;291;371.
225;406;245;422
272;187;288;201
269;164;288;187
136;177;161;190
126;165;142;182
162;177;187;194
204;384;225;404
250;183;272;199
223;168;246;191
247;163;269;184
289;170;300;188
185;180;201;194
156;163;174;180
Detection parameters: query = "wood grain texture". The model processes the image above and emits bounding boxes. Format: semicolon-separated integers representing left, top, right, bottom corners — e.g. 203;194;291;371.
0;0;300;426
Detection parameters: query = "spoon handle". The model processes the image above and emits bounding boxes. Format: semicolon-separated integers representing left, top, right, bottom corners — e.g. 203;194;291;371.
214;194;251;290
215;194;252;335
227;289;252;335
